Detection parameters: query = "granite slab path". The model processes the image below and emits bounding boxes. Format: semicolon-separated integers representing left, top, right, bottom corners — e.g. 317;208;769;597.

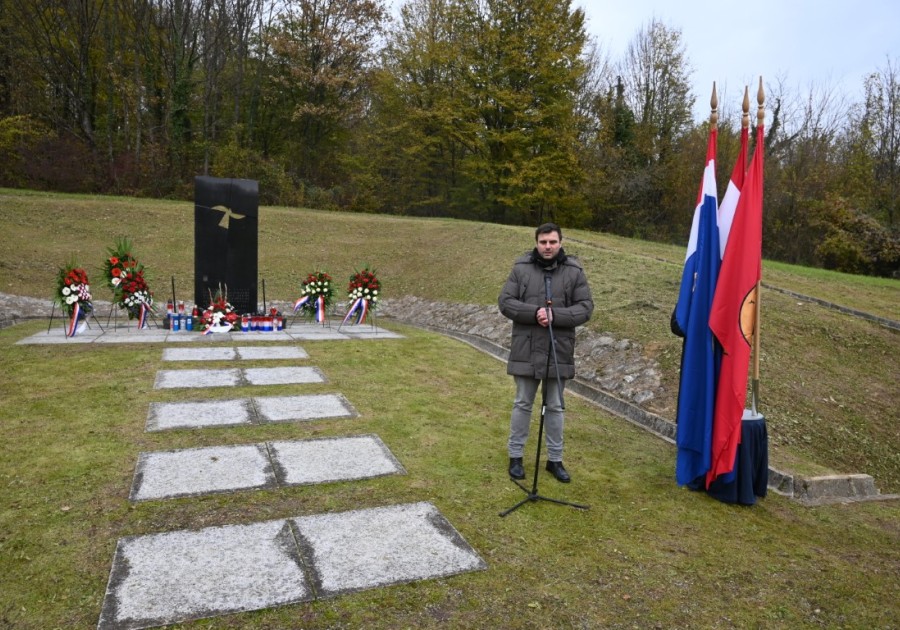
98;502;486;630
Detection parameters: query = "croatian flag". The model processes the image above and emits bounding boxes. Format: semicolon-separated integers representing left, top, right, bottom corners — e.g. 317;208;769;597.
673;127;721;486
707;122;765;487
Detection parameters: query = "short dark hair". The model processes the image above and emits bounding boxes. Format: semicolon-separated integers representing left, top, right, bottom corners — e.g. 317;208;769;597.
535;222;562;241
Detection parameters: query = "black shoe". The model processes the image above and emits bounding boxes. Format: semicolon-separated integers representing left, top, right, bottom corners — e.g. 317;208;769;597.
508;457;525;480
545;460;571;483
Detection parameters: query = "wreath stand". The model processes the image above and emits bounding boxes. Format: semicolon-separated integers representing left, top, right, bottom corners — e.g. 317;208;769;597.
47;302;105;336
288;309;332;329
106;303;162;330
337;308;378;334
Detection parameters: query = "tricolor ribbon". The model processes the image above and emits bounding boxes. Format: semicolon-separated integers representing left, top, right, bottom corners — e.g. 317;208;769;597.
67;303;82;337
315;295;326;323
138;303;149;329
293;295;310;313
202;323;214;335
341;297;369;326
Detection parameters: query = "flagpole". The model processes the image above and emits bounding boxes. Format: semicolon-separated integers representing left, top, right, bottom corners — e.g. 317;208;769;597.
751;77;765;415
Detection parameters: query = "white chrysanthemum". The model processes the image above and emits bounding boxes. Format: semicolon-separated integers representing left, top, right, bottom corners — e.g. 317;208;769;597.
66;295;76;304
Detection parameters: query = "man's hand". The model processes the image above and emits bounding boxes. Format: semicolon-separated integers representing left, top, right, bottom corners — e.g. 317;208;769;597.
537;307;553;327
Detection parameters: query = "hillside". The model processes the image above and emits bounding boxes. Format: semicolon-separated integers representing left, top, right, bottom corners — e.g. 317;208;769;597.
0;188;898;492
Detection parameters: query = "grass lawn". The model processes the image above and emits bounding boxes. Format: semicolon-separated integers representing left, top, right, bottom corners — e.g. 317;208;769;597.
0;189;898;628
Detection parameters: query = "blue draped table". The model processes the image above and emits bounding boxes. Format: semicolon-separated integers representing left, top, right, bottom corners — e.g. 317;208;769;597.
706;413;769;505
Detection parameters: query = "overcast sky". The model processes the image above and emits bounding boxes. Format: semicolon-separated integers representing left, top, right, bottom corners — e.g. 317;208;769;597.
580;0;900;120
387;0;900;122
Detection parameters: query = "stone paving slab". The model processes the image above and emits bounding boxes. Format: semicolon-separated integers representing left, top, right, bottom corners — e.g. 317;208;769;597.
254;393;357;424
98;502;485;630
237;346;309;360
131;444;274;501
17;323;403;344
146;398;255;431
146;394;356;431
244;366;322;386
97;519;309;630
294;502;486;597
270;435;404;486
130;435;403;501
161;347;237;361
153;368;241;389
153;366;325;389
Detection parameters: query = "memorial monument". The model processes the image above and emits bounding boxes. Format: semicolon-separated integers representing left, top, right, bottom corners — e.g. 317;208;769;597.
194;176;259;314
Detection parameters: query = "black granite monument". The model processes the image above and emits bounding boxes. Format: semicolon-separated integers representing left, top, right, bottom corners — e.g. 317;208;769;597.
194;176;258;313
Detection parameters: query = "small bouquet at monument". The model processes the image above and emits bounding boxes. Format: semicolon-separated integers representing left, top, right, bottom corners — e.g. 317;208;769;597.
342;266;380;325
103;237;154;328
199;288;240;334
54;260;93;337
293;270;333;323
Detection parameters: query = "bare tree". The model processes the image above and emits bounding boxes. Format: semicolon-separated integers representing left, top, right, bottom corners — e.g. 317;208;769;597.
862;58;900;227
618;18;694;164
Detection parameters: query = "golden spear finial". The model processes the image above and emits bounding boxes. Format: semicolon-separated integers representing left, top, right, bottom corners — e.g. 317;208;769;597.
710;81;718;127
757;76;765;127
742;85;750;129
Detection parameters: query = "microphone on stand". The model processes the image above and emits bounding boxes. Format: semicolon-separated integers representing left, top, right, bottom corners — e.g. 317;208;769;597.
544;274;553;321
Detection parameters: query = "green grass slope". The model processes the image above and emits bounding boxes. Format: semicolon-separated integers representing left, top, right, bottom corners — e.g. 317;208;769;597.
0;189;898;629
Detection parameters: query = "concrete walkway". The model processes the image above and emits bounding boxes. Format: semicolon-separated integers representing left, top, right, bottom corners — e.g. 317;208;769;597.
97;341;485;629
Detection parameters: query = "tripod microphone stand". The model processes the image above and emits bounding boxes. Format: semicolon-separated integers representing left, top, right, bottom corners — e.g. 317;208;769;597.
500;276;589;517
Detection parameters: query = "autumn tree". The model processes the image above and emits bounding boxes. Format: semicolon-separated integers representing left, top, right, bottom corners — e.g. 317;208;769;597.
264;0;387;189
371;0;471;216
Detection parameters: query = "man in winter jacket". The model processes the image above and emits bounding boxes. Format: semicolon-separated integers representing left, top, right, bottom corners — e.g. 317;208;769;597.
499;223;594;483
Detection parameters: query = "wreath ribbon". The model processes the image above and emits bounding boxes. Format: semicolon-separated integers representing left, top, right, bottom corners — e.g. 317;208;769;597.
315;295;326;323
138;303;149;329
341;297;369;325
67;303;82;337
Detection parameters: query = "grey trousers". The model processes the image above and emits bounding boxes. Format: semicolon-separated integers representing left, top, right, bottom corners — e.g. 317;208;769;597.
508;375;566;462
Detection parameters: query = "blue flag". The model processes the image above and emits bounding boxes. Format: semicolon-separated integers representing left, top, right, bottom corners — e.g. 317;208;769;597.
674;128;721;486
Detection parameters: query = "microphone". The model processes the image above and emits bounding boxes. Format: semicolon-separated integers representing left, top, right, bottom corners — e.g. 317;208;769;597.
544;274;552;305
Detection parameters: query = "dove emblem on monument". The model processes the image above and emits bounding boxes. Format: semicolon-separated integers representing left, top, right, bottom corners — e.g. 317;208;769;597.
210;205;245;229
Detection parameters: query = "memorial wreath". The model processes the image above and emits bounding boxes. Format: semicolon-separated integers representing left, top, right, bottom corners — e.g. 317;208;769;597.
54;260;93;336
293;270;333;322
342;266;380;325
103;237;154;326
199;288;240;333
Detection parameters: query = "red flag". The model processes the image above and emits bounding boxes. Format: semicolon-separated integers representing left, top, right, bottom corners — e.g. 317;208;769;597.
706;123;764;487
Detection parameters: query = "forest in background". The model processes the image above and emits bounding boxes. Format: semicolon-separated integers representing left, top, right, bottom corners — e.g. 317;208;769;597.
0;0;897;276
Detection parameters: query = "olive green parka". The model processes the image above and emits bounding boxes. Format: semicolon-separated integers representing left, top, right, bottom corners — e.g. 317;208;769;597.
498;249;593;379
